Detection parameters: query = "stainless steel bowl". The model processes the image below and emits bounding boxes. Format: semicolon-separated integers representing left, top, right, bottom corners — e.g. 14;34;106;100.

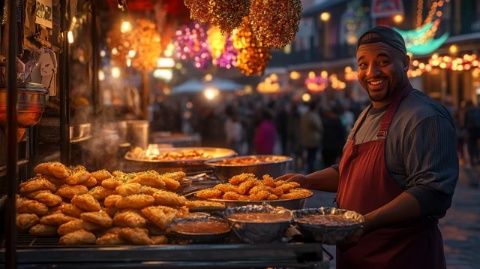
293;207;364;245
225;204;292;244
205;155;293;181
209;192;312;210
168;215;231;244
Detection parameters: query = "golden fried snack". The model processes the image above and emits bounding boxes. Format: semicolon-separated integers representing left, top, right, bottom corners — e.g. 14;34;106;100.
40;213;75;226
213;183;236;193
249;190;271;201
185;200;225;209
113;210;147;228
141;206;177;230
71;194;101;212
59;229;96;245
32;192;62;207
129;172;166;189
89;186;114;201
65;170;90;185
105;207;118;217
105;227;123;235
276;182;301;193
101;177;123;189
104;195;122;208
57;219;83;235
83;177;98;188
195;189;223;199
139;185;161;195
119;227;153;245
29;224;57;236
91;169;112;183
152;235;168;245
161;176;180;191
80;211;113;228
19;178;57;194
162;171;186;181
34;162;70;179
24;189;51;199
116;183;142;196
112;170;125;177
96;232;126;245
43;175;65;186
16;213;39;230
56;185;89;200
222;191;249;200
152;190;187;207
236;179;257;195
248;185;267;195
268;194;279;200
17;199;49;216
280;188;313;199
115;194;155;209
60;203;83;218
228;173;256;185
262;175;276;188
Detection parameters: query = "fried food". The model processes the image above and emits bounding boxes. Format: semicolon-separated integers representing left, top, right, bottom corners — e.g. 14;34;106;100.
213;183;236;193
195;189;223;199
60;203;83;218
115;194;155;209
236;179;257;195
116;183;142;196
262;175;276;188
29;224;57;236
161;176;180;191
228;173;256;185
96;232;126;245
71;194;101;212
57;219;83;235
141;206;177;230
104;195;122;208
152;190;187;207
65;170;90;185
84;177;97;188
152;235;168;245
80;211;113;228
129;171;166;189
32;192;62;207
40;213;75;226
89;186;114;200
59;229;96;245
19;177;57;194
280;188;313;199
16;213;39;230
91;169;112;183
276;182;301;193
43;175;65;186
185;200;225;209
24;189;51;199
56;185;89;200
119;227;153;245
222;191;249;200
34;162;70;179
267;194;279;200
139;185;161;195
249;190;271;201
113;210;147;228
101;177;123;189
17;199;49;215
162;171;186;181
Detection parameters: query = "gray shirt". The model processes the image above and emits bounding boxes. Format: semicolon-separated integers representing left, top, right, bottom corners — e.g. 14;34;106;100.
349;89;458;218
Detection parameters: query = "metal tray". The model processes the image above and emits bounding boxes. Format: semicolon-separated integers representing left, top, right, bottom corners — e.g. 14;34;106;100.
209;192;313;210
125;147;237;164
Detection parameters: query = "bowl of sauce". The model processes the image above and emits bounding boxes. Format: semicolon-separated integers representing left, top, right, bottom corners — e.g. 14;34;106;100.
169;216;231;243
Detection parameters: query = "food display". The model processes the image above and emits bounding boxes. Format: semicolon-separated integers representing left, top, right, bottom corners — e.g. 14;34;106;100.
15;162;208;245
209;155;290;166
227;211;292;223
295;214;360;227
125;146;236;162
170;218;230;235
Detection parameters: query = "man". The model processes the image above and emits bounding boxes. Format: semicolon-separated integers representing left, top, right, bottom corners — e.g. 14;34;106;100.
278;26;458;268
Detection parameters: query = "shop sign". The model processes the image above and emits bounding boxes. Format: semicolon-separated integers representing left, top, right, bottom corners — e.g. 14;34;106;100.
371;0;404;18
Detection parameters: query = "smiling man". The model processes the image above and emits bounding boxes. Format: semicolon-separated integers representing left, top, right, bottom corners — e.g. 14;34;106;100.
278;26;458;268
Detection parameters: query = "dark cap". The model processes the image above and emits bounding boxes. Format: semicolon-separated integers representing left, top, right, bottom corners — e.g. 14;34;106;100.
357;26;407;55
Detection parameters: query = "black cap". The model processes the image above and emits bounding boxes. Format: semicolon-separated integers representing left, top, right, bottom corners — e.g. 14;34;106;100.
357;26;407;55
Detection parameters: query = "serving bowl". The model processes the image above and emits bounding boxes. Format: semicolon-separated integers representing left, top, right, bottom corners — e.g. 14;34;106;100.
168;215;231;244
205;155;293;181
209;193;311;210
225;204;292;244
293;207;364;245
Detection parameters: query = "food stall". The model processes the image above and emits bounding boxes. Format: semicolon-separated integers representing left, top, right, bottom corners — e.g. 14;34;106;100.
0;1;365;268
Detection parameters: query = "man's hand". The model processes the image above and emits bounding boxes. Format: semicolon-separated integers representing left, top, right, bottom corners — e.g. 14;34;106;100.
276;168;340;192
275;173;306;182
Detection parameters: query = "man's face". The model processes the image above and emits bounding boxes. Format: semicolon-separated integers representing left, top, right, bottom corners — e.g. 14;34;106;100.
356;42;408;108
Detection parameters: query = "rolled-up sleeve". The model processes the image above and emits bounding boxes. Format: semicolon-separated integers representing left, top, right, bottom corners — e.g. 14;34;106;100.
403;115;459;218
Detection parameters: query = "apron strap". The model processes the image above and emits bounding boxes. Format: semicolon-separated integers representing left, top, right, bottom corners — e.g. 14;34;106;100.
377;86;414;138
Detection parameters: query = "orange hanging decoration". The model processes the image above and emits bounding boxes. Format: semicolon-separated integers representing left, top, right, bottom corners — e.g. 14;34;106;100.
184;0;212;24
209;0;251;34
249;0;302;48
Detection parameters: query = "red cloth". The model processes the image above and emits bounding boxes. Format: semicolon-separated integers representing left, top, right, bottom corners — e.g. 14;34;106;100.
336;87;446;269
253;120;277;154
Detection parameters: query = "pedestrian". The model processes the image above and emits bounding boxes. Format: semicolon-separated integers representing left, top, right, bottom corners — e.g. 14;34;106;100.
224;105;243;153
278;26;458;269
253;109;277;154
464;100;480;166
322;106;347;167
299;101;323;173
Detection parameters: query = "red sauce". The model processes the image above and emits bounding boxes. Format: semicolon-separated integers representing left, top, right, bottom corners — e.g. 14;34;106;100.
229;212;291;223
297;214;359;226
172;220;230;234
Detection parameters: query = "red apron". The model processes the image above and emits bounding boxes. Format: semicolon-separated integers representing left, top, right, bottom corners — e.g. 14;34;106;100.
336;87;446;269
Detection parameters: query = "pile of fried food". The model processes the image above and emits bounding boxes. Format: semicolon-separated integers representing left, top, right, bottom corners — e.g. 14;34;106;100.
128;147;212;161
212;156;287;165
15;162;204;245
195;173;312;201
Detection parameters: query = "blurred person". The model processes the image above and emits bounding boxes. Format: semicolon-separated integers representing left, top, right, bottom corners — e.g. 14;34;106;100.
253;109;277;154
464;100;480;166
278;26;458;269
224;105;243;153
300;101;323;173
322;106;347;167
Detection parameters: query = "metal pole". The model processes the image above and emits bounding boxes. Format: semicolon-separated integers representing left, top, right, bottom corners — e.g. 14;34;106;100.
60;0;70;164
5;0;18;266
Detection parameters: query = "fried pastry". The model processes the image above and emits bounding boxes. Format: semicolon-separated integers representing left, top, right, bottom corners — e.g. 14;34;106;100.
59;229;96;245
139;185;161;195
65;170;91;185
262;175;276;188
129;172;166;188
89;186;114;201
116;183;142;196
80;211;113;228
40;213;75;226
17;199;49;215
71;194;101;212
113;210;147;228
101;177;123;189
32;192;62;207
91;169;112;183
185;200;225;209
152;235;168;245
96;232;126;245
141;206;177;230
162;171;186;181
24;189;51;199
57;219;83;235
280;188;313;199
161;176;180;191
19;178;57;194
56;185;88;200
115;194;155;209
16;213;39;230
34;162;70;179
29;224;57;236
152;190;186;207
60;203;83;218
249;190;271;201
195;188;223;199
213;183;237;193
104;195;122;208
43;175;65;186
236;179;257;195
229;173;255;185
222;191;249;200
277;182;301;193
119;227;153;245
84;177;97;188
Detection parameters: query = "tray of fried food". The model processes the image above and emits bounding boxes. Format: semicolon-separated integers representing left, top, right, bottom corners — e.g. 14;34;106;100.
16;163;196;246
194;173;313;210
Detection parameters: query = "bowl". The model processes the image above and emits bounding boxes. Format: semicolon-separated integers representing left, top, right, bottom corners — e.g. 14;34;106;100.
209;193;311;210
225;204;292;244
168;215;231;244
293;207;364;245
205;155;293;181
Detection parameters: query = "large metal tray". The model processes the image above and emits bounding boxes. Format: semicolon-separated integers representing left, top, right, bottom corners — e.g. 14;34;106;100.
125;147;237;164
209;192;313;210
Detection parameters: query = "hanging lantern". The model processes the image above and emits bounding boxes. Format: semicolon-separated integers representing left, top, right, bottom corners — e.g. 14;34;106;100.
232;18;271;76
249;0;302;48
209;0;251;33
184;0;212;24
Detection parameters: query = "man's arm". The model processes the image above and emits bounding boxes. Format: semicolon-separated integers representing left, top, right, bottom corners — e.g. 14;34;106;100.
276;167;339;192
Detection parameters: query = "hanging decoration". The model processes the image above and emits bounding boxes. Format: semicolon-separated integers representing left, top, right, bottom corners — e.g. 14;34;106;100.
174;23;211;69
207;26;227;60
209;0;251;33
305;72;328;92
214;36;238;69
249;0;302;48
408;52;480;77
184;0;212;24
232;18;271;76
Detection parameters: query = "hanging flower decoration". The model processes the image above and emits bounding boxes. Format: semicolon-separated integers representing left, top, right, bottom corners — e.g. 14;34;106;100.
184;0;212;24
249;0;302;48
209;0;251;33
207;26;227;60
174;23;212;69
232;17;271;76
214;36;237;69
